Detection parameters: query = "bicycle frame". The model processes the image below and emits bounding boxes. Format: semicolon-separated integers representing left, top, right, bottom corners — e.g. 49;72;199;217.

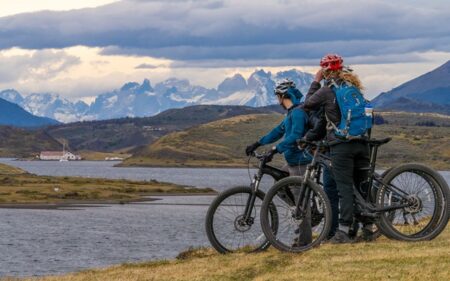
293;140;415;219
242;154;289;221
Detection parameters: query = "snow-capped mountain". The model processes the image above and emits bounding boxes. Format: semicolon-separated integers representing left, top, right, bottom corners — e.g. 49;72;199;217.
0;69;314;122
0;89;24;105
0;90;89;123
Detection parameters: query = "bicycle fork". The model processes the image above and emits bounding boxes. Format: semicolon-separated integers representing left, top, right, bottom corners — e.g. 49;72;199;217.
243;175;261;222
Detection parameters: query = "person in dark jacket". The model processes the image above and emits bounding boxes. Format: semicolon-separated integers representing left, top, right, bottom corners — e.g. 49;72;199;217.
303;108;339;239
303;54;371;244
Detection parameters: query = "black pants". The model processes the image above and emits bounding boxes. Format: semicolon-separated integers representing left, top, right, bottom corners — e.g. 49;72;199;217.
330;141;370;227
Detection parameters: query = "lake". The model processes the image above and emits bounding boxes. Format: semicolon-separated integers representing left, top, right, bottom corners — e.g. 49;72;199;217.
0;159;272;192
0;159;449;277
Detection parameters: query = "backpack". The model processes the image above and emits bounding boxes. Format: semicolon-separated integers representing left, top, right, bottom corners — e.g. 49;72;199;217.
327;81;373;139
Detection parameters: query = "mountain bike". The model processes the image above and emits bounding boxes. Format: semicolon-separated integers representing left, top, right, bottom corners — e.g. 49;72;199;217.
205;152;287;253
260;138;450;252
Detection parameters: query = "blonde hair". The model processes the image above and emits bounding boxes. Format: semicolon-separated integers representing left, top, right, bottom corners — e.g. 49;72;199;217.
324;69;365;92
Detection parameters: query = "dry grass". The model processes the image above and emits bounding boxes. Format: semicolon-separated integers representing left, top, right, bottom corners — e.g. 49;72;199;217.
0;164;214;204
13;226;450;281
121;114;286;168
0;163;26;175
121;113;450;170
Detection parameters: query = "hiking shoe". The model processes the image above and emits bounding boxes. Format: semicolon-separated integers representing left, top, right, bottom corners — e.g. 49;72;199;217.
329;230;352;244
353;225;378;243
361;225;378;241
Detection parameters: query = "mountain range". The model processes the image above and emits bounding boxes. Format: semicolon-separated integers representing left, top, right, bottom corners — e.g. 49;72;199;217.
0;69;313;123
372;60;450;114
0;97;59;128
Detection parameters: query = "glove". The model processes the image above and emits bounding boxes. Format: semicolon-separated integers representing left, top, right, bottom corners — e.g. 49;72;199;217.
245;141;261;156
298;137;308;149
263;146;278;163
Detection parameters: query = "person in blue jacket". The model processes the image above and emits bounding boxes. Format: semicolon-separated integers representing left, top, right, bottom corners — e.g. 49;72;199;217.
246;79;312;246
245;79;312;176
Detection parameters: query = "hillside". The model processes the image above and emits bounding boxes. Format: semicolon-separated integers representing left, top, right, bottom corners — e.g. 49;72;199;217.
0;126;62;158
21;227;450;281
121;114;284;167
0;98;59;128
45;105;281;152
372;61;450;114
122;113;450;170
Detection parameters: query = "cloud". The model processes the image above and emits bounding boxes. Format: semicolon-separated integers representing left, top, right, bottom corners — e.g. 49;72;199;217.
0;49;80;83
0;0;448;65
135;63;165;69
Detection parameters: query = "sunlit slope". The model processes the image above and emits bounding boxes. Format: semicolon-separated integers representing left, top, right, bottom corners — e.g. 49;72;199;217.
122;113;450;169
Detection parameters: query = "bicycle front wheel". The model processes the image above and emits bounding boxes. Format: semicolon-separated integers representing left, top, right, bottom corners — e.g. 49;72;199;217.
260;176;332;253
377;163;449;241
205;186;278;253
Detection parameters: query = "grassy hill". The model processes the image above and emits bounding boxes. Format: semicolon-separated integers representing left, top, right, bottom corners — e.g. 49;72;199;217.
19;226;450;281
0;105;280;158
0;126;62;158
122;113;450;170
45;105;281;153
121;114;286;167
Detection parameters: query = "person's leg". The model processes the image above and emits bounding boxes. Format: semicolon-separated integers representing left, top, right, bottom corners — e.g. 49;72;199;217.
323;164;339;238
329;142;355;242
353;142;377;241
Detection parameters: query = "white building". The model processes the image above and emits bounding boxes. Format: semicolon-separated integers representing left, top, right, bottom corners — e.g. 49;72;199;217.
39;151;81;161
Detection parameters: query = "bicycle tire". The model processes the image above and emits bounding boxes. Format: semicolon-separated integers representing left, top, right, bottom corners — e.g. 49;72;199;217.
205;186;278;253
376;163;449;241
260;176;332;253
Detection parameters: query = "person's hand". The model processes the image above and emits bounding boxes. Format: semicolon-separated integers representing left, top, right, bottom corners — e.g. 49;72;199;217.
245;141;261;156
298;137;308;149
263;146;278;163
314;69;323;83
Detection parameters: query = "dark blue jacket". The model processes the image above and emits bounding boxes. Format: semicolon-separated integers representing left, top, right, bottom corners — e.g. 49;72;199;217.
259;105;312;166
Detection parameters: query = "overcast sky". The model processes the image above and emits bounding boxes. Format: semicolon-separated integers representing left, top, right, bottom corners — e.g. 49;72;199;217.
0;0;449;101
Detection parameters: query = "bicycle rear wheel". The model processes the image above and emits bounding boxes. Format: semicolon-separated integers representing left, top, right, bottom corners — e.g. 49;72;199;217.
260;176;332;253
376;163;449;241
205;186;278;253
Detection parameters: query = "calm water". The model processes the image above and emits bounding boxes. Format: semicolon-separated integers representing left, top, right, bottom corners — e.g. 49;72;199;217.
0;196;213;277
0;159;266;191
0;159;449;277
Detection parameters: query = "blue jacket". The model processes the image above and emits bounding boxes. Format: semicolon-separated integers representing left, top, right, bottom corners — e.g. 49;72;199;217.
259;105;312;166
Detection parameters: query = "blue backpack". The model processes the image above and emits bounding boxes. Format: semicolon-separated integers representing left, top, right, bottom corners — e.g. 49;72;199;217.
327;81;373;139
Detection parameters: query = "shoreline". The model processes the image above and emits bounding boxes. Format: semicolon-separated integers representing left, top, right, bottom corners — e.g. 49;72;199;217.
0;192;216;210
13;226;450;281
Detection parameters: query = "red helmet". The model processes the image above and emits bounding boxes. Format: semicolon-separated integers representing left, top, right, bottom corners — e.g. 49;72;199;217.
320;54;343;71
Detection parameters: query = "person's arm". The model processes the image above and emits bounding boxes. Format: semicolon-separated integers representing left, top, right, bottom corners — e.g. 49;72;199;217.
304;85;328;111
304;109;327;141
276;109;307;153
259;121;285;145
303;69;326;111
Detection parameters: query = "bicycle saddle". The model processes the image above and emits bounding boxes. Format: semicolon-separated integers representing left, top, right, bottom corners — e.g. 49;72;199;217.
367;137;392;146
